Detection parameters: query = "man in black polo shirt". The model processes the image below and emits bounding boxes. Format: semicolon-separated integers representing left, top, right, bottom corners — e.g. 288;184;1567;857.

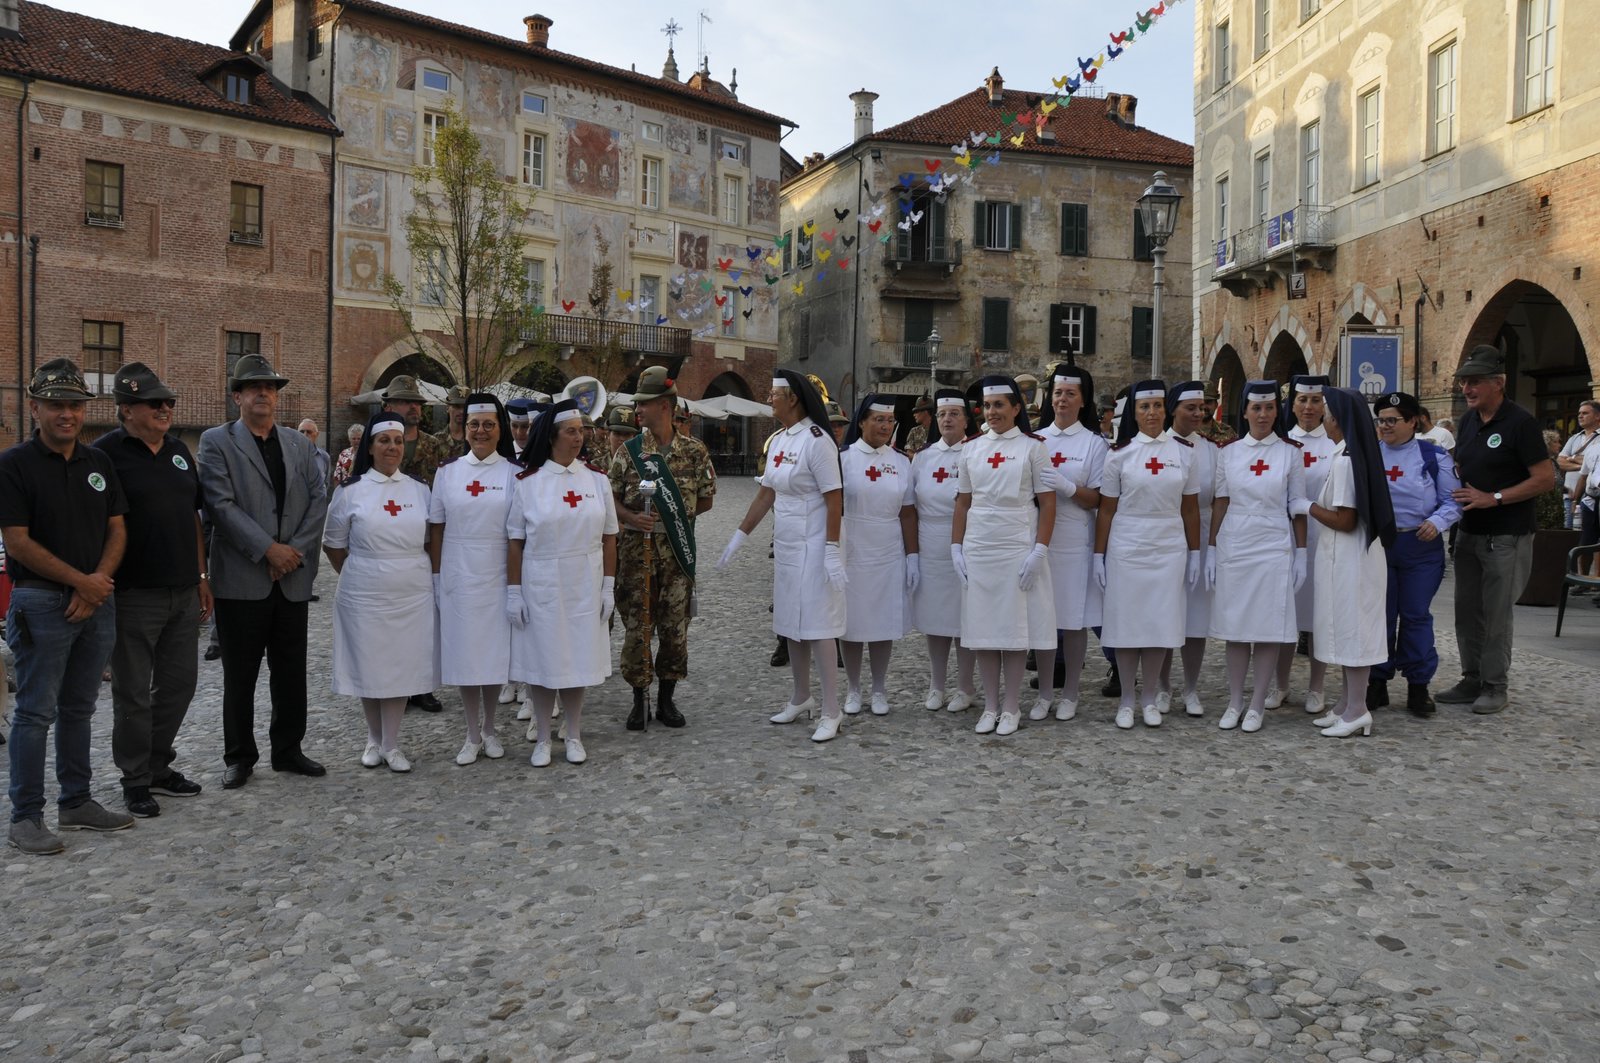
1437;345;1555;715
94;363;213;819
0;358;134;855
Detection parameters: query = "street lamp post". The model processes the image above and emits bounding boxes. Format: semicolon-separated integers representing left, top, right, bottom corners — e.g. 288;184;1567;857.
927;326;942;395
1137;170;1183;379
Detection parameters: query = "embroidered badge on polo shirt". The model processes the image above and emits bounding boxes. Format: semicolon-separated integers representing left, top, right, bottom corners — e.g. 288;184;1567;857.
87;472;106;492
1487;434;1502;449
172;455;189;471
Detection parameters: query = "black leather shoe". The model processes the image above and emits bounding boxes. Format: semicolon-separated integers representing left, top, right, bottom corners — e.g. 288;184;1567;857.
1406;683;1436;717
1366;680;1390;709
1025;649;1037;671
1100;665;1121;699
204;644;222;661
271;751;326;777
124;787;160;818
657;679;686;728
770;637;788;667
627;686;648;731
221;764;252;789
409;692;444;713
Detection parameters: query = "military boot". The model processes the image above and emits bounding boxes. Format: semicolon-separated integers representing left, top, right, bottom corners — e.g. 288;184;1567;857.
627;686;649;731
657;679;686;728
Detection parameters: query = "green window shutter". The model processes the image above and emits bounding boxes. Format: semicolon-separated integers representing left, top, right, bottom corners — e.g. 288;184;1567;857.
1132;306;1153;360
973;201;988;249
983;298;1009;350
1048;303;1065;354
1009;204;1023;250
1133;209;1152;261
1061;203;1088;256
1082;304;1098;355
931;198;948;259
1060;205;1071;255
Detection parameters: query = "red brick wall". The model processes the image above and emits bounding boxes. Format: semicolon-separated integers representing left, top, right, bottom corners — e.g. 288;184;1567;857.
0;92;333;444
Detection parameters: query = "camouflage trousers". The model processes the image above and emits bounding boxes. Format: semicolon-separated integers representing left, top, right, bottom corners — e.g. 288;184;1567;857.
617;533;693;688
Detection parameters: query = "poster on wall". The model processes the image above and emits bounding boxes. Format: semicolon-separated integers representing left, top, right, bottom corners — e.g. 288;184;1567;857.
1340;329;1404;397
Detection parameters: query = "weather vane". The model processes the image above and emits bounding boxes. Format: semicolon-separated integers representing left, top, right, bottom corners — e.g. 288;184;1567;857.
661;18;681;46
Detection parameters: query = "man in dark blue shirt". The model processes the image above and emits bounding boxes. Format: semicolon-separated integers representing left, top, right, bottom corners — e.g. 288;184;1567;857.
0;359;132;855
94;363;212;819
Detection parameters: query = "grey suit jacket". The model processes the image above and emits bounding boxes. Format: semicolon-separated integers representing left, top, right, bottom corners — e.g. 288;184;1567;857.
198;419;329;602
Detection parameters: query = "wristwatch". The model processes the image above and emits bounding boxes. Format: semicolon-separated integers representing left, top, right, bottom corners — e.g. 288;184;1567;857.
1493;491;1504;506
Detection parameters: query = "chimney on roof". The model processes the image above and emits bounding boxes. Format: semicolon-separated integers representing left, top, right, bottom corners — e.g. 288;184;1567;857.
524;14;552;48
1107;93;1138;128
984;67;1004;105
269;0;311;93
850;89;879;142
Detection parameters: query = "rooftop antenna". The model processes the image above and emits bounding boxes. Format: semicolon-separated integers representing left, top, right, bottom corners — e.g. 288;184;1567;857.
697;9;711;71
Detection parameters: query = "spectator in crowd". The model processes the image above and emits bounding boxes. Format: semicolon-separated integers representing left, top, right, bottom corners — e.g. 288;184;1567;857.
1417;407;1456;451
333;423;363;487
197;353;329;789
2;359;133;855
1436;347;1554;715
94;364;211;819
298;419;331;486
1556;401;1599;529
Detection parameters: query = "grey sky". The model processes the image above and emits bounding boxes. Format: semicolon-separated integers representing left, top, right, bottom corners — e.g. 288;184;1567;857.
48;0;1197;156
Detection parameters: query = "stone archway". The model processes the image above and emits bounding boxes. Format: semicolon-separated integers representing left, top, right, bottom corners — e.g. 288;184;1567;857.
1454;279;1590;429
359;336;462;395
1263;330;1309;385
1209;343;1247;423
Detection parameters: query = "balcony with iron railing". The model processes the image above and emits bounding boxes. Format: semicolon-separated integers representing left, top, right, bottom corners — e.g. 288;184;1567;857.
519;313;691;357
867;341;966;390
1211;204;1335;295
885;237;964;272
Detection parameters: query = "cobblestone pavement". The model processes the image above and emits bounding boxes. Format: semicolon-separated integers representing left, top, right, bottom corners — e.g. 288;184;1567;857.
4;476;1599;1063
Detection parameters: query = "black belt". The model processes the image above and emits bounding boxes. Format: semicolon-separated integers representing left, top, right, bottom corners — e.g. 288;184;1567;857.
13;579;65;591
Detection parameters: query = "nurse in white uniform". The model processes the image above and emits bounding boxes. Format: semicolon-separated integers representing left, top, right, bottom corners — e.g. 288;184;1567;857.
323;413;436;773
719;370;848;743
1206;380;1309;733
838;395;917;717
428;393;518;766
1034;364;1107;722
506;399;618;768
911;389;978;713
1270;375;1339;713
1308;387;1396;737
952;375;1055;737
1093;379;1202;729
1157;380;1220;717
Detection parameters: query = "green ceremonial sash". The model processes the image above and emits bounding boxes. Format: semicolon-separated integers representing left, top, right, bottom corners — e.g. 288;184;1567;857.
626;434;696;581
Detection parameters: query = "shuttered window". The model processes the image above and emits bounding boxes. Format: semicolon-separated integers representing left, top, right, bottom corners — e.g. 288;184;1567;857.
1132;306;1154;360
1060;203;1088;256
982;298;1010;351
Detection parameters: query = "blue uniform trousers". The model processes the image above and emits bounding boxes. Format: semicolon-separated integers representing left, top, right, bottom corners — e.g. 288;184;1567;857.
1375;532;1445;684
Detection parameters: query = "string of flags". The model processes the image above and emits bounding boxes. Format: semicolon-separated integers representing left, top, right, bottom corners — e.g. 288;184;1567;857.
527;0;1183;334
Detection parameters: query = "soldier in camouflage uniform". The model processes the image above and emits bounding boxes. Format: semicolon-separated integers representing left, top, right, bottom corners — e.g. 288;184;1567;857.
902;395;933;455
609;366;716;730
381;375;450;712
434;385;469;458
1199;381;1239;444
382;375;452;489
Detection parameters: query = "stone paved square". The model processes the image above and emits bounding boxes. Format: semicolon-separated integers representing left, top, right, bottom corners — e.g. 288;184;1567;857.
4;476;1599;1063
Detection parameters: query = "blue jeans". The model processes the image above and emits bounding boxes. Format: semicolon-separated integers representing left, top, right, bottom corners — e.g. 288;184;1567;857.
6;587;117;822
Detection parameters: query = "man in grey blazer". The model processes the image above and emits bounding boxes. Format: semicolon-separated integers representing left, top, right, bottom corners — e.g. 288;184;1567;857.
197;355;329;789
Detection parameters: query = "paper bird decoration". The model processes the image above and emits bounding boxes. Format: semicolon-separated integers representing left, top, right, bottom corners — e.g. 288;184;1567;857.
833;207;850;221
561;300;576;313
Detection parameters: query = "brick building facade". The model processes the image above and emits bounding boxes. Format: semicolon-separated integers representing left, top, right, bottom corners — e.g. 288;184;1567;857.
1194;0;1600;430
0;1;337;446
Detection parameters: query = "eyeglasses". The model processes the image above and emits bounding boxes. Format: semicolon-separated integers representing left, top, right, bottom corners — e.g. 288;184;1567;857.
1375;416;1403;426
143;399;176;410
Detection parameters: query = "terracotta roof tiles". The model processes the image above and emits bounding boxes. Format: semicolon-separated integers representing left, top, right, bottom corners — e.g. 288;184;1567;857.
872;87;1192;169
0;2;338;135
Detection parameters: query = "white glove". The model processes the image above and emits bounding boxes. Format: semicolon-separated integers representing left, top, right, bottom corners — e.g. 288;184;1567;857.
600;576;615;624
1288;497;1313;518
1292;547;1309;591
1059;475;1077;499
432;572;442;600
1186;550;1201;589
717;529;747;571
1018;543;1048;592
1204;552;1218;590
905;552;921;592
505;586;529;628
1039;467;1061;493
951;543;968;585
1091;553;1107;590
824;543;848;589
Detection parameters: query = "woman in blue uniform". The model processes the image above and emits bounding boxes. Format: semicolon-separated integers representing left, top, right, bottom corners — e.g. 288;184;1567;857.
1371;391;1461;716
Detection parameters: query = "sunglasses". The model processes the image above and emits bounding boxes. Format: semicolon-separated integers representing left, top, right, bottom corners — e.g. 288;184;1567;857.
142;398;176;410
